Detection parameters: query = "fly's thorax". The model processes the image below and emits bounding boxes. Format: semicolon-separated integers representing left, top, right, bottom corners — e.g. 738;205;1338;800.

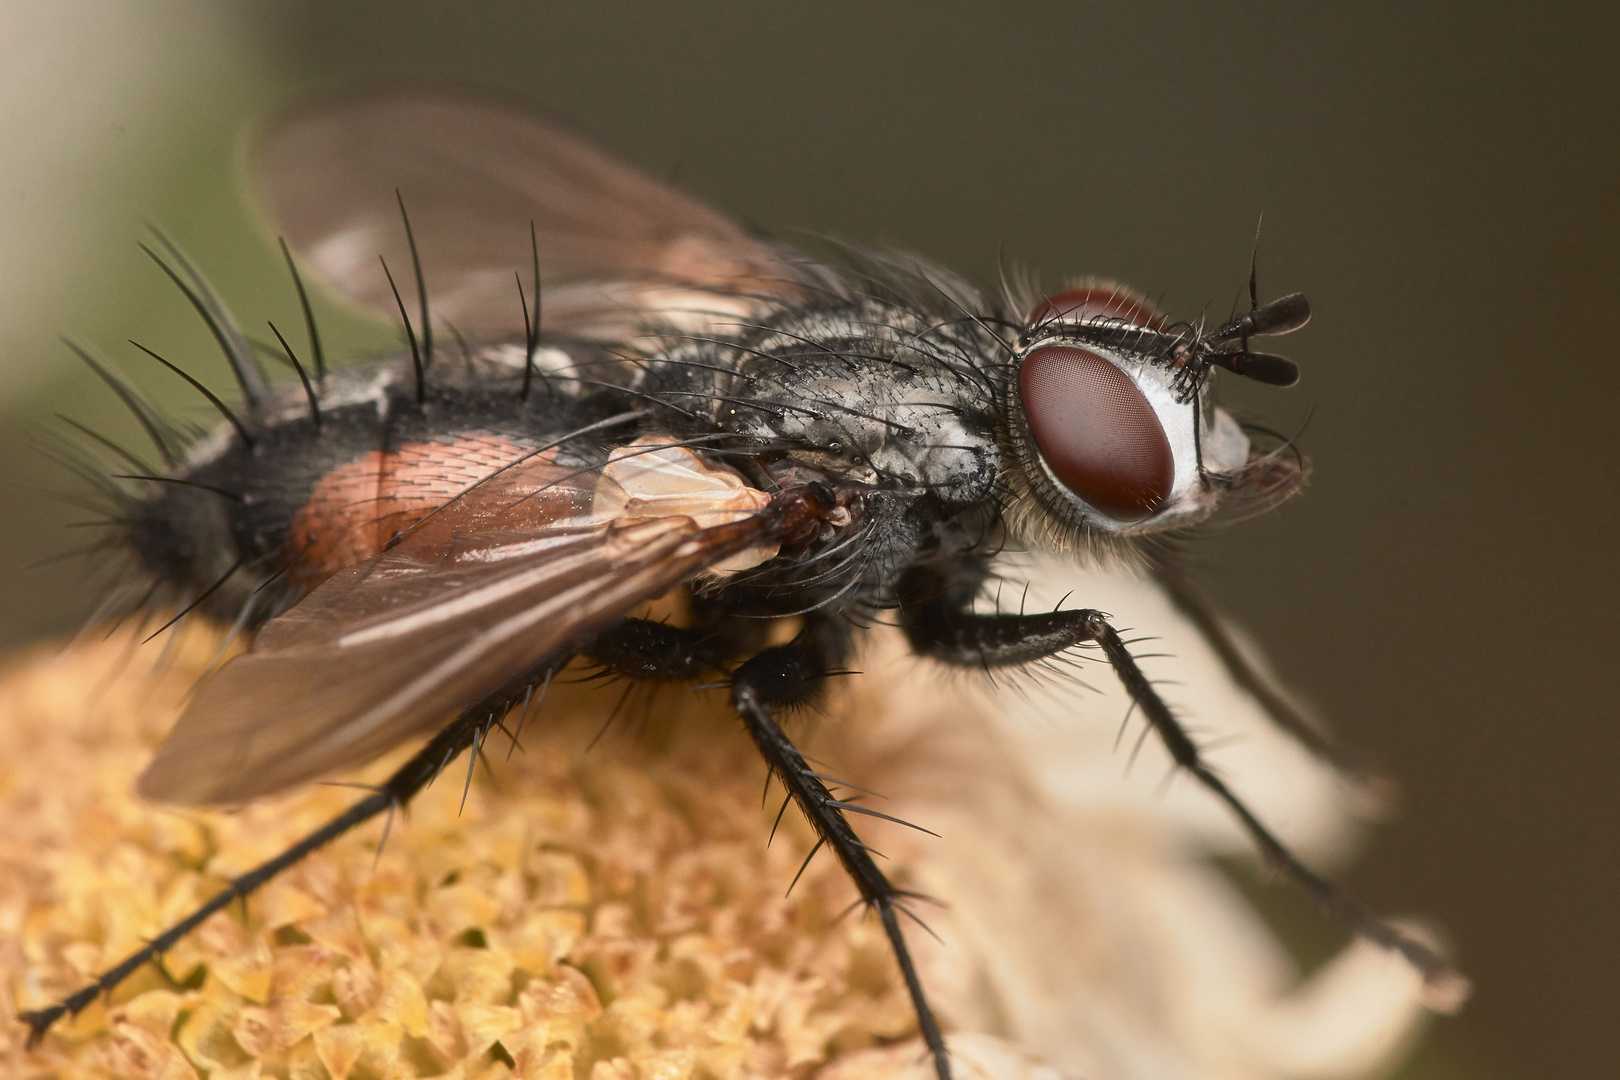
702;301;1003;506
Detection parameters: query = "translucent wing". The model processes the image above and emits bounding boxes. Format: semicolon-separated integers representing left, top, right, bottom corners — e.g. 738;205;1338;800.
253;85;841;338
139;443;793;805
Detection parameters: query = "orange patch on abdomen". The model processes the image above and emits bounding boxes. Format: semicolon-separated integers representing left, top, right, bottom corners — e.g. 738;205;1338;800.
284;433;547;585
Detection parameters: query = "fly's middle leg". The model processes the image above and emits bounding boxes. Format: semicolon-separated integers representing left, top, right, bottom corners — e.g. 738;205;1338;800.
731;643;953;1080
583;616;955;1080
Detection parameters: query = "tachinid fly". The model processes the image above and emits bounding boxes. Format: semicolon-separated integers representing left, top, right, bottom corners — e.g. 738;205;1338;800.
23;86;1466;1077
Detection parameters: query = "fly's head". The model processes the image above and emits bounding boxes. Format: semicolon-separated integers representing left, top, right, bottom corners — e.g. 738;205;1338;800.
1001;282;1312;554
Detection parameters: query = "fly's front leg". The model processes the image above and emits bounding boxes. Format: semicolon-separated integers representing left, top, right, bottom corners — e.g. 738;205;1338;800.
730;643;953;1080
897;571;1469;1007
1148;553;1378;783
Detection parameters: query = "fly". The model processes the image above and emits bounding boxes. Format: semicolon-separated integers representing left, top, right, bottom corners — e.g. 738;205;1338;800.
23;86;1467;1078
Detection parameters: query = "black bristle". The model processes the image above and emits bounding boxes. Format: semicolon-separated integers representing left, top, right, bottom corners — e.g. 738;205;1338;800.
141;232;266;408
267;321;323;430
129;340;256;448
380;255;426;404
56;414;155;476
141;555;244;643
279;237;327;382
65;340;178;466
522;220;542;402
396;191;432;371
516;273;534;401
110;474;244;502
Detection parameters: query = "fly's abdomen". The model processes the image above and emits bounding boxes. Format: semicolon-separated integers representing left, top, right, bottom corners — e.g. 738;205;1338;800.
280;431;550;587
123;359;602;626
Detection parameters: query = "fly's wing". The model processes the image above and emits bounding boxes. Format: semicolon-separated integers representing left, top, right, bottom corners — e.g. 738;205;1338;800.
138;448;794;805
253;86;842;339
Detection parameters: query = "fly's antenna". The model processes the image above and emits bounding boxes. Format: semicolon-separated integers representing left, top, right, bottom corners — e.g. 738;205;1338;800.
128;340;256;449
395;190;432;371
1195;217;1309;389
380;256;426;404
519;220;542;402
279;237;327;382
65;339;178;466
267;321;323;430
140;230;266;409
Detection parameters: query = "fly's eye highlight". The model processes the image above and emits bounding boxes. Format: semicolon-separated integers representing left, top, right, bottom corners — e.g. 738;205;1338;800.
1018;346;1174;522
1027;286;1163;329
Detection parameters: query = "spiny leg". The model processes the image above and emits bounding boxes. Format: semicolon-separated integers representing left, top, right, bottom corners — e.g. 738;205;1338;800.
1146;553;1379;783
731;644;952;1080
1086;615;1467;1004
22;669;553;1044
28;610;714;1044
897;576;1468;1006
568;617;955;1075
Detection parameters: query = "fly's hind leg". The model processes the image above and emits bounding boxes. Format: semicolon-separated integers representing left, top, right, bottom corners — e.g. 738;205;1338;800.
730;643;953;1080
896;569;1469;1009
22;664;562;1045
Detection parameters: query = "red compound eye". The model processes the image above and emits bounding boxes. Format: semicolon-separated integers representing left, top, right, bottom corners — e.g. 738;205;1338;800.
1019;346;1174;522
1027;286;1163;329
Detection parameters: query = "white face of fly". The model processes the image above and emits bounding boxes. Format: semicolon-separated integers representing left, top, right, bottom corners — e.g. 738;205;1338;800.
1008;285;1256;539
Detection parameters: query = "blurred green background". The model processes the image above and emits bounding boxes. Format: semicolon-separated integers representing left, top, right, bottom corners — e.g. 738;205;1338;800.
1;2;1614;1076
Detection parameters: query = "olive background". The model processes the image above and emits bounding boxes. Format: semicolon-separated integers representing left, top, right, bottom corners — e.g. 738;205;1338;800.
0;3;1614;1077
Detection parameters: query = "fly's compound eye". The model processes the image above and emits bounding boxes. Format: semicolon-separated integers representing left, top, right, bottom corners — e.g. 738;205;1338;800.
1018;346;1174;522
1027;286;1164;330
